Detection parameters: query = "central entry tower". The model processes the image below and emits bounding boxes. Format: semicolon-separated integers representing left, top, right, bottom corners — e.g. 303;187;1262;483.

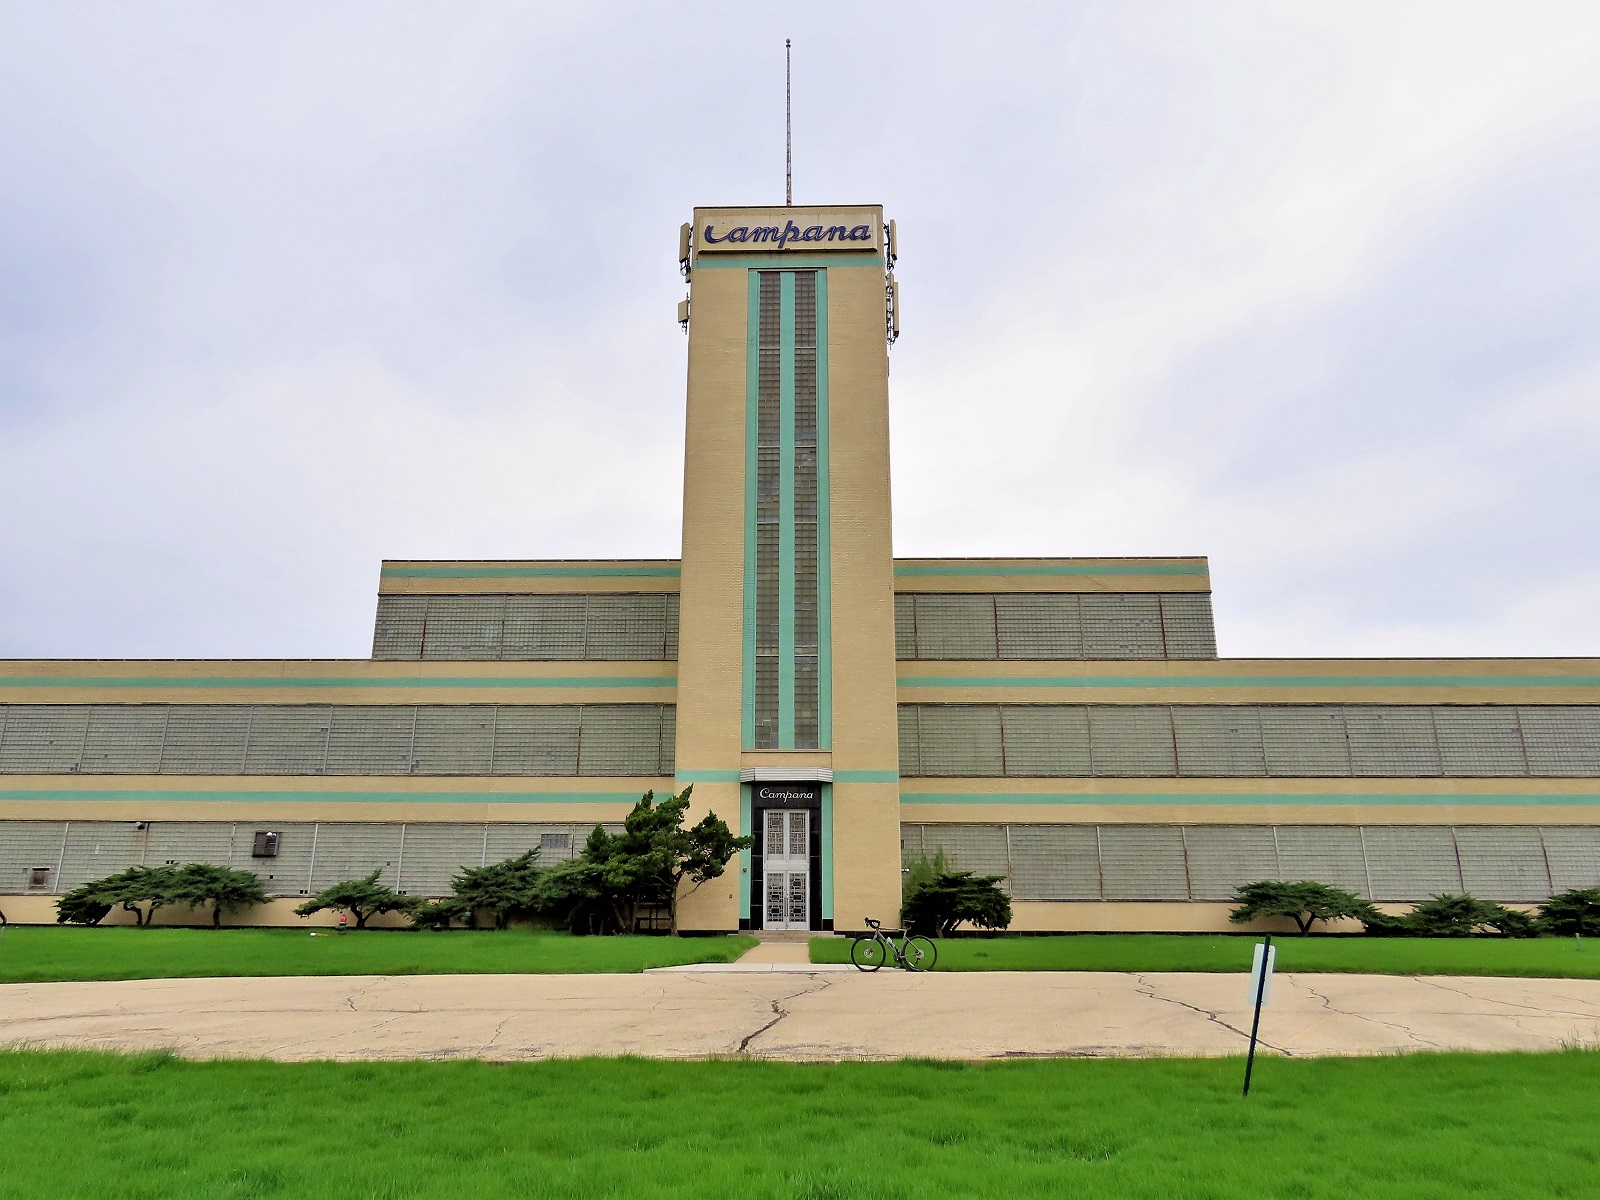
673;206;902;931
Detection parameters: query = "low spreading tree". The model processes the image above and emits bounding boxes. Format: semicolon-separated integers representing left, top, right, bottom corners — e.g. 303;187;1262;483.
168;863;269;927
537;789;750;934
294;870;416;929
55;880;116;925
447;850;544;929
901;870;1012;938
1228;880;1382;935
901;850;951;907
1404;894;1537;938
1539;887;1600;936
54;865;182;926
537;834;619;935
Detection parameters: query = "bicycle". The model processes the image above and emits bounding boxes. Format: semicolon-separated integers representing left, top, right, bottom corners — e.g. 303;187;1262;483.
850;916;937;972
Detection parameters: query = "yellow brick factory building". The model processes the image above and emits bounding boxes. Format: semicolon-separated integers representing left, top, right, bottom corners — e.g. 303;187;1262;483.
2;204;1598;931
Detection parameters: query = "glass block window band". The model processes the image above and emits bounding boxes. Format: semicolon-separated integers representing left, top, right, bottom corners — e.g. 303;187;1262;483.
894;592;1219;661
373;594;678;662
899;822;1590;902
747;269;827;751
895;704;1600;779
0;703;675;777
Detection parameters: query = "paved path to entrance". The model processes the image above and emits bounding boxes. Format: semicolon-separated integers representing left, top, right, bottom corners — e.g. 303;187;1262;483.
3;970;1597;1062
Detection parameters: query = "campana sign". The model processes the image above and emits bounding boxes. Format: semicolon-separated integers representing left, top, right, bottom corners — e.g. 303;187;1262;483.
703;220;874;249
693;206;882;255
753;783;822;807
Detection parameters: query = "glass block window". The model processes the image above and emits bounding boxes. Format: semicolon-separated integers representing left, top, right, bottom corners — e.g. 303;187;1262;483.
894;592;1218;661
747;269;828;750
0;704;673;777
373;593;678;662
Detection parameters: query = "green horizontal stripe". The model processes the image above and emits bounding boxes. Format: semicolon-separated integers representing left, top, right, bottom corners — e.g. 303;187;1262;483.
693;253;883;269
0;676;675;690
894;563;1207;577
903;792;1600;806
0;788;651;805
382;565;679;579
899;675;1600;689
675;770;901;784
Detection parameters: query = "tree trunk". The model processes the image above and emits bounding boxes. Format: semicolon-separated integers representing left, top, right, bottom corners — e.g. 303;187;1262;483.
212;903;222;928
356;910;370;930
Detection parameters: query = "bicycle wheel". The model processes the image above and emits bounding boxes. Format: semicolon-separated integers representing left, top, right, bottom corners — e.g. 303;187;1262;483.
850;936;887;971
901;936;937;972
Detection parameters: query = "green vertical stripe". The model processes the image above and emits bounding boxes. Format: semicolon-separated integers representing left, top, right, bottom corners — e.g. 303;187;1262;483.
815;271;832;750
820;782;834;921
741;272;760;749
739;782;752;920
778;273;797;748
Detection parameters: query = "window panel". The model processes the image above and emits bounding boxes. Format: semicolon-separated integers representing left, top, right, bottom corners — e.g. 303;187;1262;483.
1260;707;1351;777
1361;826;1462;900
912;595;998;660
1088;707;1176;776
1518;707;1600;776
1081;594;1164;659
1099;825;1189;900
1454;826;1551;902
1344;707;1442;777
491;706;580;776
578;705;666;776
1182;825;1280;900
243;706;330;775
1000;706;1091;776
0;705;88;773
1006;824;1101;900
913;705;1004;776
995;594;1083;660
1172;706;1266;777
371;595;427;660
1158;593;1218;659
1434;707;1527;777
81;706;167;774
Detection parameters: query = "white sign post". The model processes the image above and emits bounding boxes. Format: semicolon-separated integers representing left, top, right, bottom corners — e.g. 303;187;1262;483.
1242;935;1276;1097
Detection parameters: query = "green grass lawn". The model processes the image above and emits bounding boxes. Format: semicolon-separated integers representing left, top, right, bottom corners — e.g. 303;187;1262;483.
0;1048;1595;1199
810;932;1600;977
0;926;755;983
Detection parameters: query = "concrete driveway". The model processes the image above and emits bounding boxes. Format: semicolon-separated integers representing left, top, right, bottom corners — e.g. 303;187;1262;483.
3;969;1598;1062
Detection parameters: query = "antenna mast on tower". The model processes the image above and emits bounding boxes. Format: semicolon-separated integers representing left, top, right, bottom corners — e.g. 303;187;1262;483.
785;39;793;205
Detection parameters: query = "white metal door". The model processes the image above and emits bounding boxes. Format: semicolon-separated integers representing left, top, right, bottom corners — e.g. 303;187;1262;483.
762;809;811;930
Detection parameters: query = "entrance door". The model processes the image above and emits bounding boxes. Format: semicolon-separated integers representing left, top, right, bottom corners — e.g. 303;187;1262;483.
763;809;811;930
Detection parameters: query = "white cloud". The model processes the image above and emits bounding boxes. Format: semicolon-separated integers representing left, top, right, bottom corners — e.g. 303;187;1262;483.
2;2;1599;659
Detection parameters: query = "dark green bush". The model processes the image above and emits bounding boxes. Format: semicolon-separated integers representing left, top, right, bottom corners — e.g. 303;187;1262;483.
1404;894;1536;938
1538;887;1600;936
1228;880;1384;935
901;870;1012;937
294;870;417;929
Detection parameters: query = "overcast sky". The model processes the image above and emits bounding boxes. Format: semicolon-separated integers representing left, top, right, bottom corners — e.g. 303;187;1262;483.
2;2;1598;661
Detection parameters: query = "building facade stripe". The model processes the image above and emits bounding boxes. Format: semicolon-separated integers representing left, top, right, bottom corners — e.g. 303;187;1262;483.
902;791;1600;806
0;675;675;690
815;270;833;749
898;674;1600;689
894;563;1208;577
382;566;680;579
778;271;797;745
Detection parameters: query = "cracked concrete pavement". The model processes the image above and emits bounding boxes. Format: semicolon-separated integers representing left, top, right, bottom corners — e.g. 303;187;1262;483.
2;971;1598;1062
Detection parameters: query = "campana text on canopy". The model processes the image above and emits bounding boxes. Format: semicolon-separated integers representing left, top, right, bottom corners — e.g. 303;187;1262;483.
701;220;874;248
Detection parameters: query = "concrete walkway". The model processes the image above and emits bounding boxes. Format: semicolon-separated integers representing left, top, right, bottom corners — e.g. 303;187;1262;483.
4;970;1598;1062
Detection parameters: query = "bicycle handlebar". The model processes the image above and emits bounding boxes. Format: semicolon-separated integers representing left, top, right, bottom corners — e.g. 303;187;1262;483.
864;916;881;929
